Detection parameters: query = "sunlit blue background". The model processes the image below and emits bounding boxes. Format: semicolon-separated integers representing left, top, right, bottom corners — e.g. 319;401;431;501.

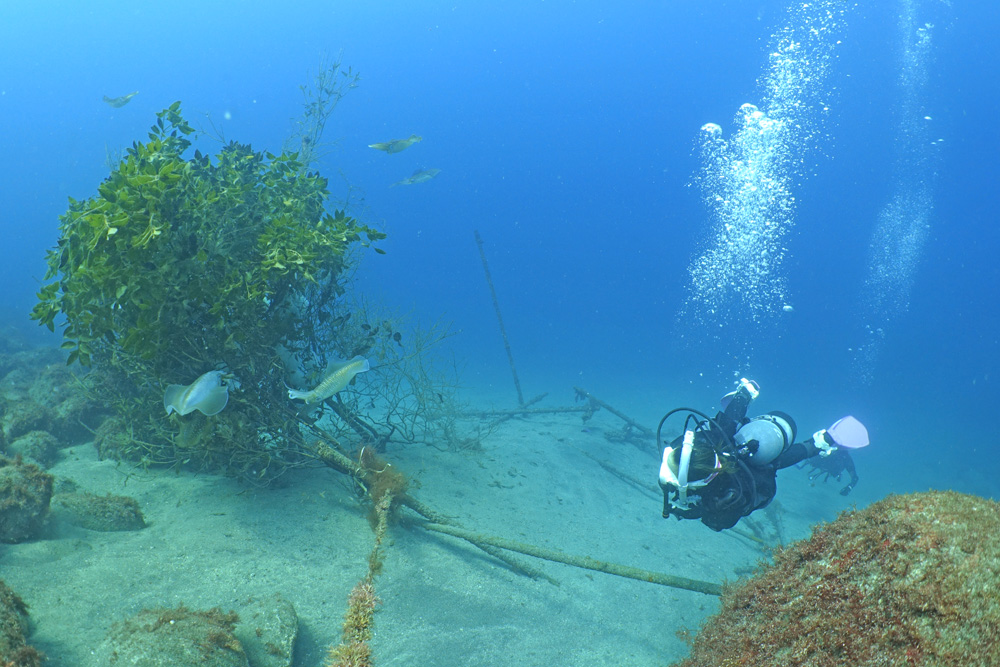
1;0;998;498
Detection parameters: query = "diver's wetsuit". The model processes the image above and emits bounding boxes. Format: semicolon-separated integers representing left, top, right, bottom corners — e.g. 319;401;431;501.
803;448;859;496
662;390;825;531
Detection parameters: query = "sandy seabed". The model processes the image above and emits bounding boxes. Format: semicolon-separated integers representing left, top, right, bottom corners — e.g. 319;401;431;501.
1;386;860;667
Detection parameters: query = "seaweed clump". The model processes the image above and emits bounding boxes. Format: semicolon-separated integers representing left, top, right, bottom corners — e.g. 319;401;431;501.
30;102;384;481
672;490;1000;666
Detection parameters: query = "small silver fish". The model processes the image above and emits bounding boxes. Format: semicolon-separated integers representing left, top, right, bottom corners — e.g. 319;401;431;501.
288;356;370;404
103;91;139;108
368;134;422;154
164;370;230;416
391;168;441;187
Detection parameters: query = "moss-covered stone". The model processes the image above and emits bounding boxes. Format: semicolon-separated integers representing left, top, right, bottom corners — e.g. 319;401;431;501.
234;594;298;667
1;348;100;448
6;431;60;468
0;347;107;448
49;390;107;444
672;490;1000;666
0;368;33;404
0;456;53;543
0;580;44;667
52;491;146;532
26;365;75;406
0;400;53;444
0;348;65;403
93;417;133;462
96;605;248;667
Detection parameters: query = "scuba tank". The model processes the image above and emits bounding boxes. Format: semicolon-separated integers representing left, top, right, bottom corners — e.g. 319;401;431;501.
733;411;797;467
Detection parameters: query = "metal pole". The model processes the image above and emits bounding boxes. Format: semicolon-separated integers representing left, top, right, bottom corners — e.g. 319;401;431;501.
475;230;525;406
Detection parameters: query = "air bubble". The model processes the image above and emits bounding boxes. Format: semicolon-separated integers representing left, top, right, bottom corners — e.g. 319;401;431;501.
701;123;723;138
855;0;939;384
682;0;850;355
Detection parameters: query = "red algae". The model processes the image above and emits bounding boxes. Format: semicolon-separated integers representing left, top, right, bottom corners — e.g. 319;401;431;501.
672;490;1000;667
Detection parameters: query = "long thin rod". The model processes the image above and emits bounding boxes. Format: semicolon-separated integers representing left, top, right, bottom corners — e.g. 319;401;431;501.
310;440;545;578
421;522;722;596
475;230;525;405
308;439;721;595
464;406;590;418
573;386;656;440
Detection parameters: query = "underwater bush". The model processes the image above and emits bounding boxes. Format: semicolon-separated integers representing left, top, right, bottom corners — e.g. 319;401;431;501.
31;103;385;480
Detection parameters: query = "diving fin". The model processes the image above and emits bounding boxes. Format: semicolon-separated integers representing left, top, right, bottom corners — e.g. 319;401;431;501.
827;416;869;449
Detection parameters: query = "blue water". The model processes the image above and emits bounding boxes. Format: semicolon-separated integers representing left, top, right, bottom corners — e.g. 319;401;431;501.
2;1;999;500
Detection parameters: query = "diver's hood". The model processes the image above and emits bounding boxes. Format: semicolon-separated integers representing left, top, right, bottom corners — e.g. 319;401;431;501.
734;411;796;467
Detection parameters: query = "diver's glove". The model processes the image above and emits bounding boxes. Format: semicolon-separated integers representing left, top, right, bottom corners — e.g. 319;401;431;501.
808;468;842;484
839;481;856;497
812;429;838;457
721;378;760;409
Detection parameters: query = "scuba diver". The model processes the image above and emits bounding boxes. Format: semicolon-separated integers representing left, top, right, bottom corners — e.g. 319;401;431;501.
799;448;860;496
657;378;869;531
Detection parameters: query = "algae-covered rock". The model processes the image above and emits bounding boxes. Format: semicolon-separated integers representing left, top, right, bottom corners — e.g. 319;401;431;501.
672;490;1000;666
7;431;60;468
49;390;107;444
0;350;106;446
1;348;65;404
51;491;146;532
93;417;133;461
26;365;75;407
0;456;53;543
0;367;34;404
96;605;248;667
1;360;53;444
234;594;298;667
0;579;44;667
0;400;53;444
35;366;109;444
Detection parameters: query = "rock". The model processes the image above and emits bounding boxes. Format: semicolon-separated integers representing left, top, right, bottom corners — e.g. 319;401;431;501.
234;594;298;667
51;491;146;532
49;391;107;444
27;365;75;407
2;348;69;404
6;431;60;468
93;417;132;461
0;368;34;404
672;490;1000;666
0;353;19;380
95;605;249;667
0;455;53;543
0;350;106;446
0;579;44;667
0;400;53;444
